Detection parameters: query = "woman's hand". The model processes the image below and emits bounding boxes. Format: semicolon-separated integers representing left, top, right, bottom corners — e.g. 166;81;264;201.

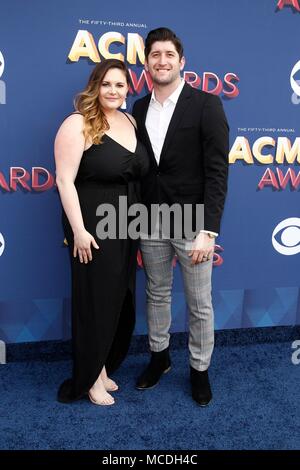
73;228;100;263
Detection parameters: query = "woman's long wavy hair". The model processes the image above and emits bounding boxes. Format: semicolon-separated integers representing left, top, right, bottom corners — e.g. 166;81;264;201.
74;59;130;145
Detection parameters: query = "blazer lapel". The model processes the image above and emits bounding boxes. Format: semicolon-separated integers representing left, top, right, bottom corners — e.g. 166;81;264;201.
159;83;192;163
139;94;157;167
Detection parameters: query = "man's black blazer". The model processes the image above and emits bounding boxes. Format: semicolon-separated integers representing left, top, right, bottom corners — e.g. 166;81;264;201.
132;83;229;235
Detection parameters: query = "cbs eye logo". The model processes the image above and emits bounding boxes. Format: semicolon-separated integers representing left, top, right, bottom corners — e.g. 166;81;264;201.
0;50;4;78
0;233;5;256
272;218;300;255
290;60;300;105
0;50;5;105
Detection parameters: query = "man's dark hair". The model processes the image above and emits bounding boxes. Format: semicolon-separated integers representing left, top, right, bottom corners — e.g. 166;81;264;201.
144;27;184;60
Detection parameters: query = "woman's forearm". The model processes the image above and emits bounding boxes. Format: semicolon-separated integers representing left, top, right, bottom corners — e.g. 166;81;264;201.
56;179;85;235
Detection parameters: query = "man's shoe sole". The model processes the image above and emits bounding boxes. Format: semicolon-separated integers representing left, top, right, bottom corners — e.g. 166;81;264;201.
192;395;212;407
197;400;212;407
135;366;171;390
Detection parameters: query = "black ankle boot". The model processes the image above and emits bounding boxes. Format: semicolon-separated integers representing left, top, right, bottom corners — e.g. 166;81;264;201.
136;347;171;390
190;366;212;406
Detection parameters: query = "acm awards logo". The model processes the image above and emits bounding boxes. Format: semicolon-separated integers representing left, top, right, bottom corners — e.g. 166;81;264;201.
0;50;6;105
229;136;300;191
277;0;300;11
136;244;225;269
68;30;240;99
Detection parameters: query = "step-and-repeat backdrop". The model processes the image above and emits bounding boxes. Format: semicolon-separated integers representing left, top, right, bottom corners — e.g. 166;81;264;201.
0;0;299;343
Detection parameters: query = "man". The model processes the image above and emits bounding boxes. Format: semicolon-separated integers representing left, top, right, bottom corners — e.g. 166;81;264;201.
132;28;229;406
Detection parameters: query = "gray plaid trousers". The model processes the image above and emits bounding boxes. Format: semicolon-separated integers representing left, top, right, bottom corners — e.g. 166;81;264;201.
140;236;214;371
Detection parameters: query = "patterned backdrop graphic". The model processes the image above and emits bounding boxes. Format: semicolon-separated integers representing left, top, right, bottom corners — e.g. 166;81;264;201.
0;0;299;343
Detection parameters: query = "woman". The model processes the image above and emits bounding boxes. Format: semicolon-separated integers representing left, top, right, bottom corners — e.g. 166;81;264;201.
55;59;149;406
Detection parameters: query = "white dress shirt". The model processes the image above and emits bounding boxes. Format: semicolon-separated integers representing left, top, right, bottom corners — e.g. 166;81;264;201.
145;80;218;238
145;79;185;165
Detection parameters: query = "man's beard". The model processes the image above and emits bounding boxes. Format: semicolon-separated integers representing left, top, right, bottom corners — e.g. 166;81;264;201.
152;72;178;86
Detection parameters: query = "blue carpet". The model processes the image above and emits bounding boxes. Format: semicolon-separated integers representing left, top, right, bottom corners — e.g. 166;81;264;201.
0;341;299;450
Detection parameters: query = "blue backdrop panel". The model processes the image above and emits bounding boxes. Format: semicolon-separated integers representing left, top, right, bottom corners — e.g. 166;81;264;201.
0;0;299;343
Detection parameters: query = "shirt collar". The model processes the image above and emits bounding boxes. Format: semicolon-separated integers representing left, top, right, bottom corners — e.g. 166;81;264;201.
150;79;185;106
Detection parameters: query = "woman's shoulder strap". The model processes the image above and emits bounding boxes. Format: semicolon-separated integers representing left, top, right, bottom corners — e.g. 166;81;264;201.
123;112;137;129
60;111;83;125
